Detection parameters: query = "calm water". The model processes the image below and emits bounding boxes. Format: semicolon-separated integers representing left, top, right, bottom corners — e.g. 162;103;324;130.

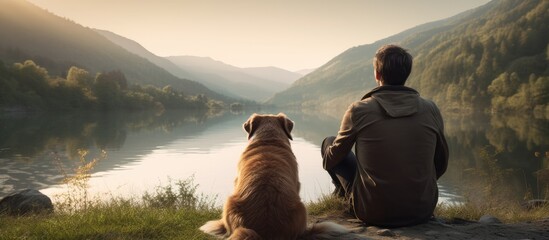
1;109;548;206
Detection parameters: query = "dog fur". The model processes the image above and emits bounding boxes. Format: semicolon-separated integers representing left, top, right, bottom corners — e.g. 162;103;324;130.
200;113;348;240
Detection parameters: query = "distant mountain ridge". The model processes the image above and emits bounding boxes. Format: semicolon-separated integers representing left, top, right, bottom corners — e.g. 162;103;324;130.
242;66;303;85
166;56;302;101
268;0;548;117
96;28;302;102
0;0;224;100
94;29;193;81
295;68;317;76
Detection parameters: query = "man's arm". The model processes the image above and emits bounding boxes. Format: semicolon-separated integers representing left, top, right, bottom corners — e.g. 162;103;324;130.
433;106;449;179
323;103;358;170
434;132;449;179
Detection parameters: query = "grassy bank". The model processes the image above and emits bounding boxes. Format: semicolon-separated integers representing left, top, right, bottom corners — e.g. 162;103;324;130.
0;202;219;239
435;201;549;223
307;194;549;223
0;178;221;240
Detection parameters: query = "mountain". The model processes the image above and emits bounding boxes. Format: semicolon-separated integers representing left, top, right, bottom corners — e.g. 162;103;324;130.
0;0;224;100
94;29;193;81
167;56;298;101
268;0;549;117
242;66;302;85
295;68;316;76
95;27;301;102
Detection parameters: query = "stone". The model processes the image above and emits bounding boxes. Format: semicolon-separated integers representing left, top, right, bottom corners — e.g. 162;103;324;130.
376;229;395;237
0;189;53;215
425;230;439;236
366;226;380;232
478;215;502;224
346;218;363;223
349;226;366;233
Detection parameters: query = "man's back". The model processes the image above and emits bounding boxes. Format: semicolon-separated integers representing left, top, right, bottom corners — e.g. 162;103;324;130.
346;85;448;227
321;44;448;228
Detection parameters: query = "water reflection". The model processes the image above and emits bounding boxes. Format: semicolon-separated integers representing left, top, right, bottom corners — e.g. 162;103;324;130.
0;109;547;206
442;112;549;205
0;110;230;196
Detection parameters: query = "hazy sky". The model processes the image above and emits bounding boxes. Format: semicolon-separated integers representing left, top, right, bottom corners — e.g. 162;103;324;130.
28;0;490;71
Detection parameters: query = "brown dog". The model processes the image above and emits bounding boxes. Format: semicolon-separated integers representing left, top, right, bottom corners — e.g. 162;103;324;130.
200;113;348;239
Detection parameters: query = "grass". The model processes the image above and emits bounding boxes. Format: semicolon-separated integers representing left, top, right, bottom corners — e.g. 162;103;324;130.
435;201;549;223
0;178;221;240
306;194;549;223
306;194;349;217
0;201;220;239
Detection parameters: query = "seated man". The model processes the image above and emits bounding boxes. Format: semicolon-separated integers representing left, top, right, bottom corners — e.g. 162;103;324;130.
321;44;448;227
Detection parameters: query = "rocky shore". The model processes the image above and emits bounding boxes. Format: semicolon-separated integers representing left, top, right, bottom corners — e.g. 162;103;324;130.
311;214;549;240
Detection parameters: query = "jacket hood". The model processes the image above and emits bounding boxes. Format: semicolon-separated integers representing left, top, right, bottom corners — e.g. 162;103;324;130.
362;86;420;118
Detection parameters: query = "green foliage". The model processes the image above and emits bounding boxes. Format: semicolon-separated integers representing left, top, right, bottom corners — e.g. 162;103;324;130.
489;73;549;113
66;66;93;87
407;0;549;113
142;177;217;211
93;71;124;110
0;60;221;111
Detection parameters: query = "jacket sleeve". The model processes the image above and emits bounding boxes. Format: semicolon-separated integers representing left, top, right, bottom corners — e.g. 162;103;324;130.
433;106;449;179
323;103;358;170
434;132;449;179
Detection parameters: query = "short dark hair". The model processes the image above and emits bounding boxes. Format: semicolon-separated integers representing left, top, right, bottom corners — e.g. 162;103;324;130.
373;44;413;85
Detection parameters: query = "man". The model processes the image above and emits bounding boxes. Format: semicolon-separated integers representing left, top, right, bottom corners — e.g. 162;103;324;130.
321;44;448;227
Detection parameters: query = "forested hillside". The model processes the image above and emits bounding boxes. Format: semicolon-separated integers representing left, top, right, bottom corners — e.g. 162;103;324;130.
407;0;548;115
0;0;225;101
0;60;220;111
269;0;549;117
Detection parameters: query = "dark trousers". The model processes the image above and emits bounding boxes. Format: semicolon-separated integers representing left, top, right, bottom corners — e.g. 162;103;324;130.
321;136;357;198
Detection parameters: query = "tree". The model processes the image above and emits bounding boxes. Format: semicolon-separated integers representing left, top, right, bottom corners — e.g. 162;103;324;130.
12;60;49;94
93;71;125;110
488;72;520;97
66;66;92;87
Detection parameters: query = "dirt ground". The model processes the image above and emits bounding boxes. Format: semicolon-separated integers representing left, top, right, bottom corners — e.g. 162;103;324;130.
310;214;549;240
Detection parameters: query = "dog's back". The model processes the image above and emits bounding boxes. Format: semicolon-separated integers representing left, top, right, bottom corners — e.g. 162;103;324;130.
200;113;348;239
224;114;307;239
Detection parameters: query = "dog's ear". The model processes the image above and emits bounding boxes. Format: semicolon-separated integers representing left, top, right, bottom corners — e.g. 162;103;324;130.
277;113;294;140
243;114;258;140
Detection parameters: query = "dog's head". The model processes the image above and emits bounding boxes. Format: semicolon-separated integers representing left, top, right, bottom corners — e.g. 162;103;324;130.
243;113;294;140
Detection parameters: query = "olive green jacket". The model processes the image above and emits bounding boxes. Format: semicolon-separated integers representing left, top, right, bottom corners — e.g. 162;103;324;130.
323;85;449;227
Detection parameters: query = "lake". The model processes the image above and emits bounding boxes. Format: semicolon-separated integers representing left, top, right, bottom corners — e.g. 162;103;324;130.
1;109;548;206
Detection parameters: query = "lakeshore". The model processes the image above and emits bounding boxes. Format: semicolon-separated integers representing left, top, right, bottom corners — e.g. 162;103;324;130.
2;183;548;239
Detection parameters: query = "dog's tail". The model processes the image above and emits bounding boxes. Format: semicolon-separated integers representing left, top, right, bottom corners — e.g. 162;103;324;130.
300;221;350;239
199;219;227;238
229;227;261;240
200;221;261;240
